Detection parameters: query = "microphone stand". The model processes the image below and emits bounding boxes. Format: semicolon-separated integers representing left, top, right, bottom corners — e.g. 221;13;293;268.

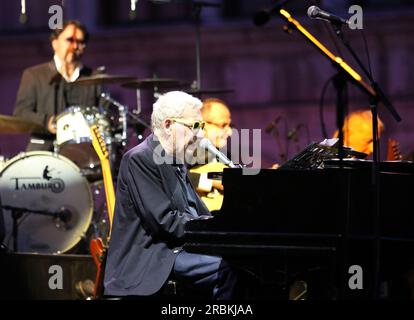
330;23;401;299
11;209;22;252
190;1;221;91
0;205;59;252
332;68;348;166
275;9;401;298
192;3;202;90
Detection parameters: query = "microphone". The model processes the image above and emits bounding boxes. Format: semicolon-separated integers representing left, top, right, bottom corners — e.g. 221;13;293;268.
59;208;72;223
287;124;304;141
253;0;289;26
265;116;282;134
199;138;239;168
307;6;349;26
19;0;28;24
54;207;72;229
129;0;138;20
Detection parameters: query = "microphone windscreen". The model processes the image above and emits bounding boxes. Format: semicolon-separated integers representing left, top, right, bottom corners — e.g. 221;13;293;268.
307;5;319;18
199;138;212;150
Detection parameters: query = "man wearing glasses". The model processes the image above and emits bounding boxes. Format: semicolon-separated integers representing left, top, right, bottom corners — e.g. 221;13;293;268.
104;91;238;299
189;98;233;212
13;20;100;151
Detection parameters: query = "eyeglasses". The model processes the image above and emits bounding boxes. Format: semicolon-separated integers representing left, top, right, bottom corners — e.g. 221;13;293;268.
65;37;86;47
171;118;205;130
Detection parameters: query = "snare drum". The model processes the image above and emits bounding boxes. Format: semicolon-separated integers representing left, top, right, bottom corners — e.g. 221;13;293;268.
56;106;110;171
0;151;93;253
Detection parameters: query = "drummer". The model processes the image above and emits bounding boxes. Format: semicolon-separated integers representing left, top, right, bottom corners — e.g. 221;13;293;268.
13;20;101;151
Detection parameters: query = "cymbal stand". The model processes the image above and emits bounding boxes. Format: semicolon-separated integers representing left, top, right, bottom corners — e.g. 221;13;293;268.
134;88;142;115
151;74;162;99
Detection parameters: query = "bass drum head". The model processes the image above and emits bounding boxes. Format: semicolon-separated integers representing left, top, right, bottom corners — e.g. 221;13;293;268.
0;151;93;253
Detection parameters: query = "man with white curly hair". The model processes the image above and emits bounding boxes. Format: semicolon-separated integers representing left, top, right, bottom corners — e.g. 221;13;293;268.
104;91;238;299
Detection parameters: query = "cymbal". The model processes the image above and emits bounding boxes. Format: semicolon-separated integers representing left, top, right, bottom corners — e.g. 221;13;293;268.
121;78;187;90
71;74;137;86
183;88;234;95
0;114;44;134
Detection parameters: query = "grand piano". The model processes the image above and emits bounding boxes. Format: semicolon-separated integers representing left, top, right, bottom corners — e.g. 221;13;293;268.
184;151;414;299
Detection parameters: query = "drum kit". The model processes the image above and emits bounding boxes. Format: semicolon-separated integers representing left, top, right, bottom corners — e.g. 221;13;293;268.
1;1;235;253
0;73;232;255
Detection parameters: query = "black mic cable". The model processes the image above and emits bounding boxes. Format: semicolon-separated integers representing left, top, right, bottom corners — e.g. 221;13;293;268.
253;0;290;26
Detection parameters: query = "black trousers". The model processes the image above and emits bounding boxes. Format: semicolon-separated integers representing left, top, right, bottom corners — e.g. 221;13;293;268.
173;251;238;300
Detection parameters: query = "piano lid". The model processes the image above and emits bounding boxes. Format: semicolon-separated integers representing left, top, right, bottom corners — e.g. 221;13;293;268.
186;163;414;239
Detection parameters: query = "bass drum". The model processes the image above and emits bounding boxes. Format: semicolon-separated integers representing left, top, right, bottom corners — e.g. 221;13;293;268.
0;151;93;253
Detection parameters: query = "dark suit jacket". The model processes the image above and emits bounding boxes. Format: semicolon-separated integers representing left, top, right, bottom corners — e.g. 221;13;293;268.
104;134;211;296
13;61;100;137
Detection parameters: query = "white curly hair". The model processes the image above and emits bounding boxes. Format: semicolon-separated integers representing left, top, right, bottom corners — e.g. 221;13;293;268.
151;91;202;137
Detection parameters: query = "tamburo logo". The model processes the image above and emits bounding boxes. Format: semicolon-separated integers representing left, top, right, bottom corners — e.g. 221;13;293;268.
11;165;65;193
49;178;65;193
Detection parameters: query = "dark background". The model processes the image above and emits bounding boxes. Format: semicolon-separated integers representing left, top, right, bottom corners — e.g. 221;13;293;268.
0;0;413;167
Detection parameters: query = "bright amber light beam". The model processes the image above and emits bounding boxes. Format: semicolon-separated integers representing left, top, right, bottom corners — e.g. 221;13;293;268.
279;9;362;82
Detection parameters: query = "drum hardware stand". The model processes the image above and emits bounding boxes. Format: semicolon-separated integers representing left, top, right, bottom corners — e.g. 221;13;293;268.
100;92;129;146
53;140;60;156
101;91;150;140
150;74;163;100
127;112;151;130
0;205;62;252
134;88;142;116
